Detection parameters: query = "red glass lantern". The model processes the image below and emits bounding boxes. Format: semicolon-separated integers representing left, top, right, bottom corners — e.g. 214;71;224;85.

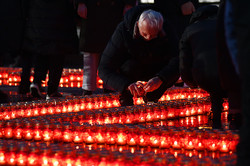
127;125;138;146
16;144;28;166
116;125;128;146
5;144;17;166
96;125;107;144
53;122;63;142
171;129;183;149
33;121;43;141
73;122;84;144
62;122;73;143
3;120;14;139
137;126;148;147
82;123;94;144
27;146;39;166
22;121;33;140
0;142;6;165
42;122;54;142
205;131;218;151
105;124;117;145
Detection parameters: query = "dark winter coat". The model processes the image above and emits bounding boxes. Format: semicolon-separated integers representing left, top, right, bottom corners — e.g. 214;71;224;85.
22;0;79;55
98;5;180;92
78;0;136;53
153;0;200;39
179;5;221;92
0;1;27;55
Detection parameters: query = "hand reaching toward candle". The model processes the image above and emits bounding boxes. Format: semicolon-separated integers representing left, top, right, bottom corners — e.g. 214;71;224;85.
143;77;163;93
128;81;146;98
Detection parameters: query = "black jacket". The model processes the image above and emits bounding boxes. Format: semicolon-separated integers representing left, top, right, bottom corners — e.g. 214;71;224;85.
98;5;180;92
0;0;27;55
179;5;221;91
78;0;137;53
22;0;79;55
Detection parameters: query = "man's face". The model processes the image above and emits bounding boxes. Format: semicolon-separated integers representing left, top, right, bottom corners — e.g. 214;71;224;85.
138;20;159;41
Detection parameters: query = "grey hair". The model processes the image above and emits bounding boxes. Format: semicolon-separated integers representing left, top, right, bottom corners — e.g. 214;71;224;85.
138;9;163;31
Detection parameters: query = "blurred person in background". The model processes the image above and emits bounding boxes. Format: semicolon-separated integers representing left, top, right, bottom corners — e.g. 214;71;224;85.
21;0;81;99
179;5;226;129
216;0;241;130
77;0;137;96
223;0;250;164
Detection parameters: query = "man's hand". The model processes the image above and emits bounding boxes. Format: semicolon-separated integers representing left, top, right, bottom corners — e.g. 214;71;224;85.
78;3;87;19
128;81;146;98
181;1;195;15
143;77;163;93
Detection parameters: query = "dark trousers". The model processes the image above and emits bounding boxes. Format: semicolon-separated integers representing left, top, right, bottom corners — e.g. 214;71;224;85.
19;51;33;93
33;54;64;95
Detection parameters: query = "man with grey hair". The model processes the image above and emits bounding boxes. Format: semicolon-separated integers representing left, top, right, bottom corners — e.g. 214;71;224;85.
98;5;180;106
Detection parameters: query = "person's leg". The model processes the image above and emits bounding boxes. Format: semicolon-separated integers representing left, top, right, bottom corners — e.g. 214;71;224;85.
210;92;224;129
47;54;64;96
30;54;48;97
19;50;33;94
82;52;99;95
32;54;48;85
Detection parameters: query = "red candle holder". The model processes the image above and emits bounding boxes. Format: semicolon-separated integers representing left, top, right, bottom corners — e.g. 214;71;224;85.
53;122;63;142
82;123;94;144
183;130;196;150
0;142;6;165
205;131;218;151
72;122;83;144
194;130;205;151
3;120;14;139
22;121;33;140
127;125;138;146
171;129;183;149
149;128;161;148
94;125;106;144
42;122;54;142
16;144;28;166
116;125;128;146
27;146;39;166
62;122;73;143
33;121;43;141
40;147;51;166
137;126;148;147
5;144;17;166
218;133;230;153
105;124;117;145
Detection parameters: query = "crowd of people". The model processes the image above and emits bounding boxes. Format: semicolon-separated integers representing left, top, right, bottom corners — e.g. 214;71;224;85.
0;0;249;164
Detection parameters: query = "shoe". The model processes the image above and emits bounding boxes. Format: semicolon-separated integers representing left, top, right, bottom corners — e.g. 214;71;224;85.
46;92;63;100
82;89;92;96
30;83;42;98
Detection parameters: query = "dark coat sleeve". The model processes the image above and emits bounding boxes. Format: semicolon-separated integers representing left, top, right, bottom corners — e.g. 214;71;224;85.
179;27;198;88
155;23;180;85
98;23;133;92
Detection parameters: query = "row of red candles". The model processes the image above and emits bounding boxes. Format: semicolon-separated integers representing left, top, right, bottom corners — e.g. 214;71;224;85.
0;96;212;122
0;139;237;166
0;67;102;87
0;111;210;129
0;119;239;153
